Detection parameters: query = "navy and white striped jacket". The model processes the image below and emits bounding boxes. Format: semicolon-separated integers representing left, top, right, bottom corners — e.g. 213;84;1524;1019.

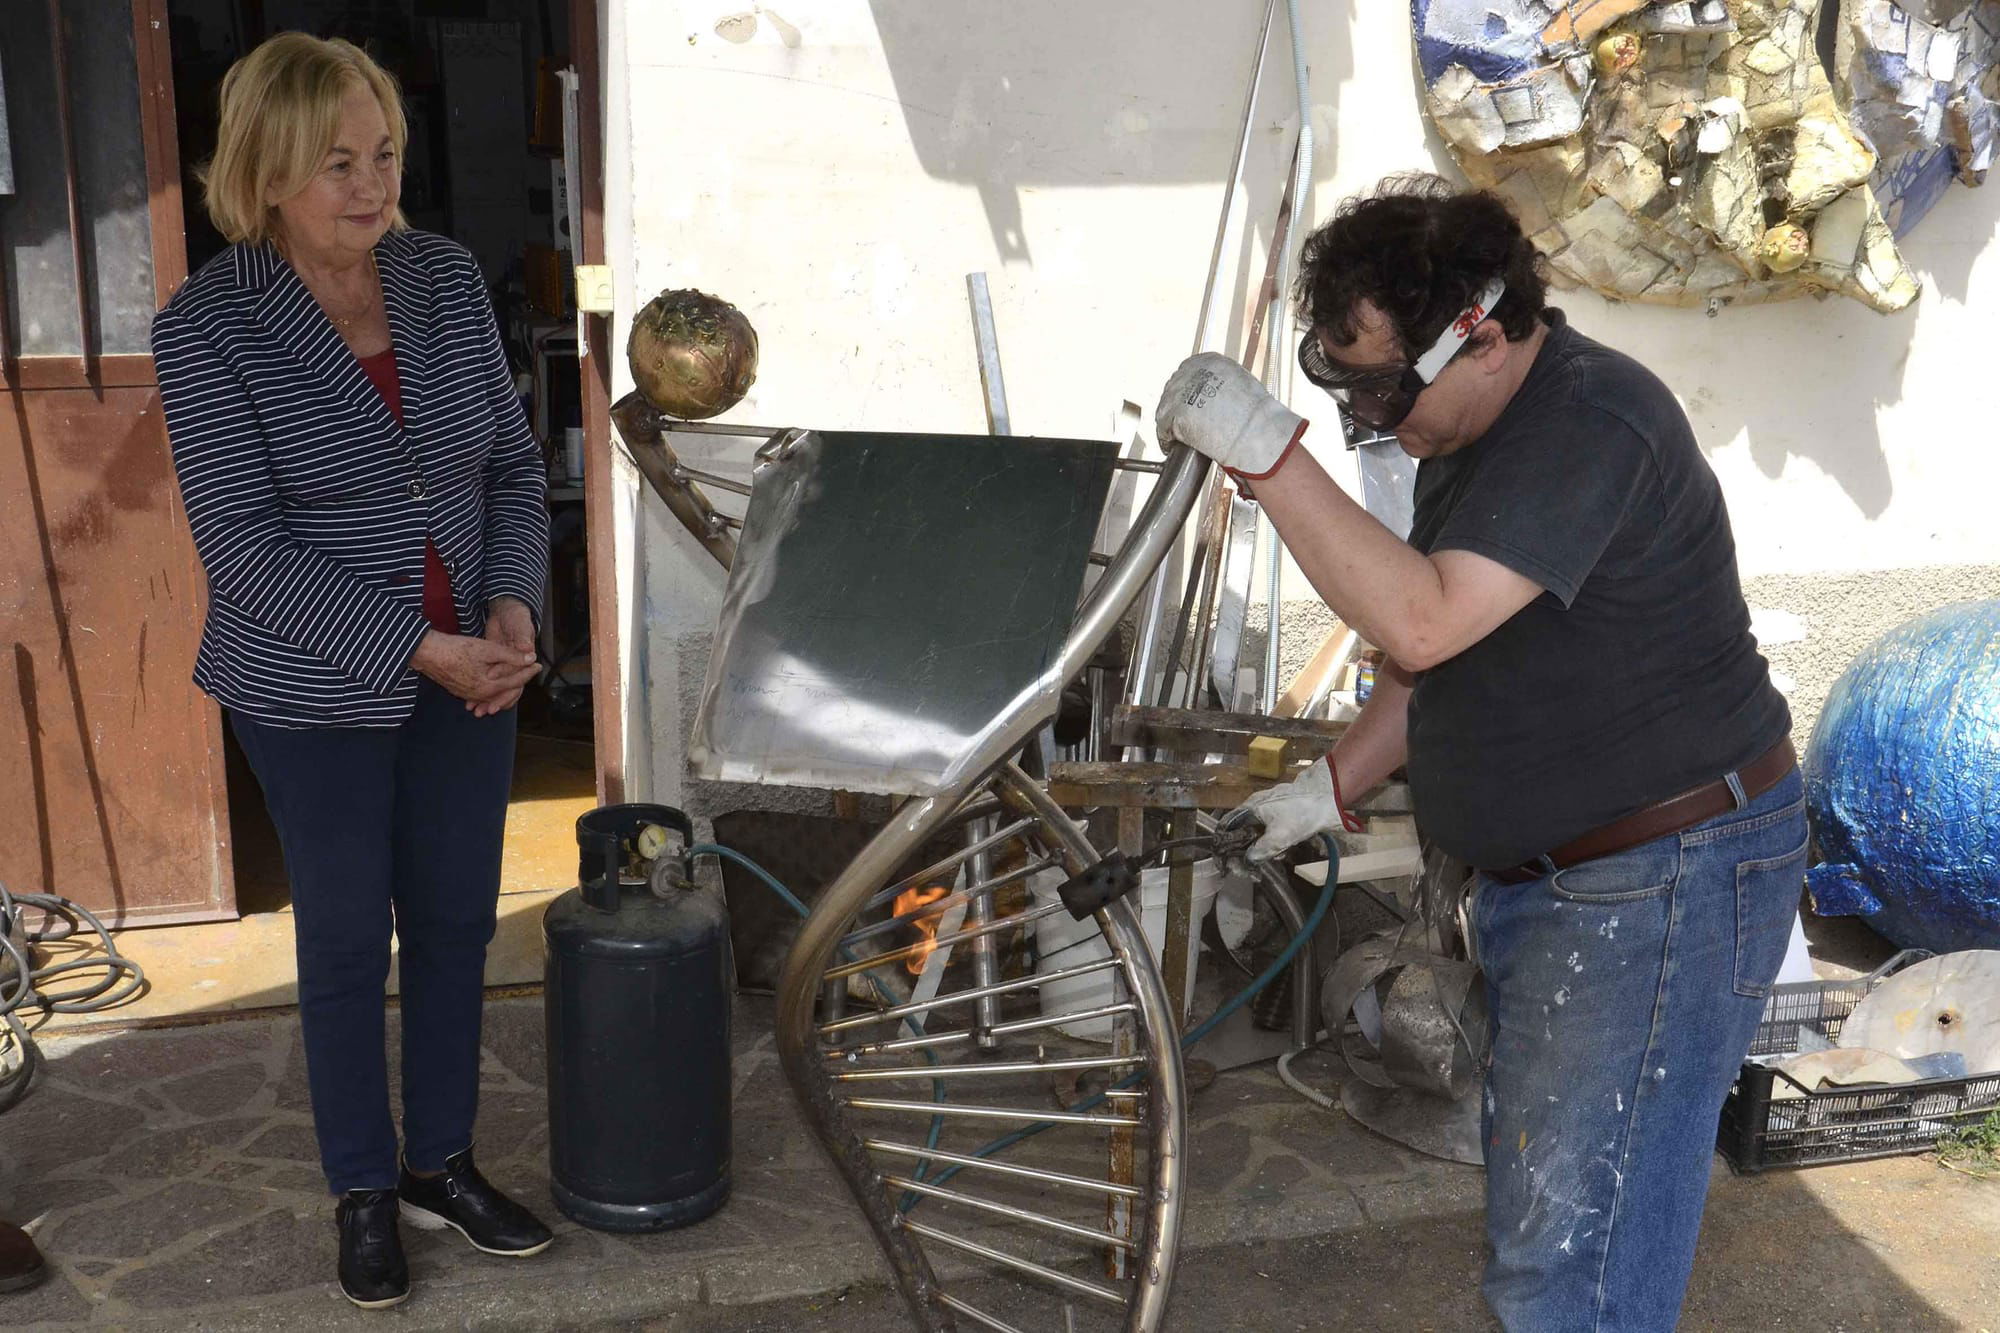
152;229;550;727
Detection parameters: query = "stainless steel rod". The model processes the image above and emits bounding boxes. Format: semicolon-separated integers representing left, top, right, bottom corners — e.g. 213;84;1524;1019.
845;1099;1142;1128
897;1218;1127;1308
657;419;789;437
967;272;1013;436
825;900;1065;982
826;1002;1137;1059
992;1001;1136;1039
1126;0;1282;712
967;816;1003;1049
1160;476;1226;717
670;463;752;496
865;1139;1144;1199
1112;458;1165;474
1182;486;1235;708
1253;858;1320;1053
1268;0;1315;716
816;958;1123;1036
861;819;1039;913
1194;0;1282;351
938;1292;1028;1333
830;1028;973;1058
840;858;1058;947
882;1176;1136;1252
833;1054;1143;1083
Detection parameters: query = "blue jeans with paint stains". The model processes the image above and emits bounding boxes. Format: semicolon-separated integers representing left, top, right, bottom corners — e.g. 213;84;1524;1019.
1471;767;1806;1332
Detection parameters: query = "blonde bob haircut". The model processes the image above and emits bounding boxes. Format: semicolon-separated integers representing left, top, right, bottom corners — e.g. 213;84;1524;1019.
201;33;408;247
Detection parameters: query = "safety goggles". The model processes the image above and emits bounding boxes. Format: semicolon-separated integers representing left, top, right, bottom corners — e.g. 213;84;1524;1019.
1297;277;1506;430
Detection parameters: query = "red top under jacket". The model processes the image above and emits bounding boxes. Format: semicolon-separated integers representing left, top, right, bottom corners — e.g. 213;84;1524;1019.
354;348;457;635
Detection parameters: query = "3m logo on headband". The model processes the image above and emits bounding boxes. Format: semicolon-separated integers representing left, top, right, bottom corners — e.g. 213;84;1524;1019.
1413;276;1508;384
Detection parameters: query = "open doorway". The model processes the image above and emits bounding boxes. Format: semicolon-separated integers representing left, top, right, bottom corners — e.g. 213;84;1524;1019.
164;0;598;919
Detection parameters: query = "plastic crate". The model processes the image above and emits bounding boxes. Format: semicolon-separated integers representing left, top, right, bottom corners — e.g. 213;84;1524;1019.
1718;950;2000;1172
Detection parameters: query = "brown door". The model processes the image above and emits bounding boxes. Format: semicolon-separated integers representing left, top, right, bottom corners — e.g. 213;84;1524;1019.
570;0;624;805
0;2;233;925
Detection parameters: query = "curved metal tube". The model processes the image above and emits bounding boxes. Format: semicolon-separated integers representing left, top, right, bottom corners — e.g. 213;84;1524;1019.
1250;860;1321;1053
773;445;1209;1329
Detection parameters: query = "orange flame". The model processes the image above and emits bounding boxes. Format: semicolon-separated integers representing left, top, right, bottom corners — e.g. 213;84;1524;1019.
894;885;951;975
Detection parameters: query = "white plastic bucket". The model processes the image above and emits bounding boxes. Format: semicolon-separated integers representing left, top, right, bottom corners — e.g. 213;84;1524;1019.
1028;862;1227;1042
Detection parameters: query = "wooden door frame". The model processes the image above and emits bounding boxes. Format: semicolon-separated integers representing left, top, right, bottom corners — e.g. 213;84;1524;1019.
570;0;624;805
0;0;234;924
116;0;620;911
137;0;234;923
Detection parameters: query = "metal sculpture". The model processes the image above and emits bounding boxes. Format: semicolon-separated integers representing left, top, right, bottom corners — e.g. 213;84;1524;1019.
1414;0;1930;312
658;421;1211;1329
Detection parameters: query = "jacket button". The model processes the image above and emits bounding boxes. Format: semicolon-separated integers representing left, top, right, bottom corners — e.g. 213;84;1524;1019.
408;479;427;499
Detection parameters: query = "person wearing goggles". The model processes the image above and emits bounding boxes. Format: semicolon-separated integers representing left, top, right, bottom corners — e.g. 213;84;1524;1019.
1155;175;1795;1333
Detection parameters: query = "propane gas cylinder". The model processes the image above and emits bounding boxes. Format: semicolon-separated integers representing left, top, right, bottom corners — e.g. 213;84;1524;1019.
544;804;732;1231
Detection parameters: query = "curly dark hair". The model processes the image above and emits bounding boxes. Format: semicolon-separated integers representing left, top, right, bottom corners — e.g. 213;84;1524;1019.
1293;173;1548;360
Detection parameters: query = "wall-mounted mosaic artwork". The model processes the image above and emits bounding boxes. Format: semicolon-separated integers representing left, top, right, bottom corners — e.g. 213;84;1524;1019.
1415;1;2000;312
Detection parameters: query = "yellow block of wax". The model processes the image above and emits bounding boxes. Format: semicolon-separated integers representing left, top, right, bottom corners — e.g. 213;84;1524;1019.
1246;735;1288;780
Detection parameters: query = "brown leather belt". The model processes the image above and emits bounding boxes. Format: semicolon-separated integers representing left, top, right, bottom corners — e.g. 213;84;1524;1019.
1486;737;1797;885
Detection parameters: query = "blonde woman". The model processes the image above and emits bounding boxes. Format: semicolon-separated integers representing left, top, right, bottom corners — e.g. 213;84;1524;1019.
152;34;552;1308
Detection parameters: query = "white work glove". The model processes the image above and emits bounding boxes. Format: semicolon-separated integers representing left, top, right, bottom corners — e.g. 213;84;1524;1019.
1229;755;1364;862
1154;352;1307;481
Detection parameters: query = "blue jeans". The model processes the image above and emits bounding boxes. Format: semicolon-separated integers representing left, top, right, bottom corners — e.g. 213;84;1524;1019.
1471;767;1806;1332
231;679;516;1194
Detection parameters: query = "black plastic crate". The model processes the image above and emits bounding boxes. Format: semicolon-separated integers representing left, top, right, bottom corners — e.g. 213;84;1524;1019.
1719;950;2000;1172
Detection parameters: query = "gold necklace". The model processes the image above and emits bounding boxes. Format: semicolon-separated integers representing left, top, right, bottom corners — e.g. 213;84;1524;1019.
286;249;380;330
327;256;381;330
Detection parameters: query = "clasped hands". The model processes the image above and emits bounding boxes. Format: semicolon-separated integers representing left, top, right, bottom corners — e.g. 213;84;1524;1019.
411;595;539;718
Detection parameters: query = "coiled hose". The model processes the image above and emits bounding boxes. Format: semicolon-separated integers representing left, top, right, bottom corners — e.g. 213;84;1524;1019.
0;882;148;1113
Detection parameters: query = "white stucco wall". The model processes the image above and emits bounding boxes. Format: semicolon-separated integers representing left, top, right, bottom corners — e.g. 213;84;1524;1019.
605;1;1998;805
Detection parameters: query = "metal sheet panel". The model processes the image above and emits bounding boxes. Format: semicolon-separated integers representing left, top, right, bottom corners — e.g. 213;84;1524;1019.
690;430;1115;796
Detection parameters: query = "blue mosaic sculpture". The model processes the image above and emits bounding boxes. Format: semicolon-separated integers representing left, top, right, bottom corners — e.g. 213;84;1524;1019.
1806;600;2000;953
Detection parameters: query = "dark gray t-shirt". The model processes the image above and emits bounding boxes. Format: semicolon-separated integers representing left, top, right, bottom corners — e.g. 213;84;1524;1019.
1404;310;1790;869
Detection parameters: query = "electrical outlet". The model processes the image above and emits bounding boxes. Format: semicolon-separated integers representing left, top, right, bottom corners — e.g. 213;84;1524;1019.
574;265;615;314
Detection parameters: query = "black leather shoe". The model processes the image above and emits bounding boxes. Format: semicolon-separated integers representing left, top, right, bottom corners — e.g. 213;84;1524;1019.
334;1190;409;1310
398;1147;552;1257
0;1221;47;1295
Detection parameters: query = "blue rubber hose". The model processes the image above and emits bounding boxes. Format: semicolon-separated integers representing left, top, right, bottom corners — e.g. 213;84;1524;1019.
689;842;948;1205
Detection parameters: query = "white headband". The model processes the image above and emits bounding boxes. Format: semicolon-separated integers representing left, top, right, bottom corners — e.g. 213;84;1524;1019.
1413;277;1507;383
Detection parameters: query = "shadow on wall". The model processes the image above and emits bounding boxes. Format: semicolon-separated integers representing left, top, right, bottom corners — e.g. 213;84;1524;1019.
1591;168;2000;521
1395;20;2000;526
864;1;1357;360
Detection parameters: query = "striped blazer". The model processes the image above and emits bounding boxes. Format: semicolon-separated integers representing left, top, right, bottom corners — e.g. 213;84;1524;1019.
152;229;550;727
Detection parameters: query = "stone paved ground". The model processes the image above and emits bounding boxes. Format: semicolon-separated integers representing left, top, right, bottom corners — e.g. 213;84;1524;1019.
2;994;1994;1330
0;993;1482;1330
